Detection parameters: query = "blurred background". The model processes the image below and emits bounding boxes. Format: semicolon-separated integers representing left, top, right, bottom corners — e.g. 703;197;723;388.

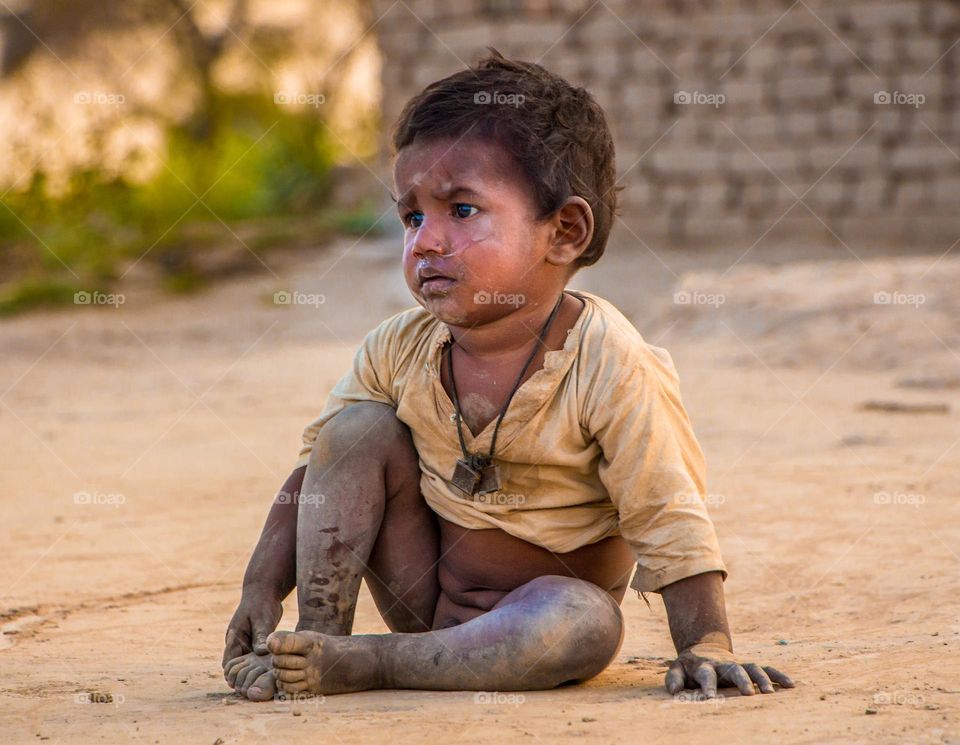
0;0;382;313
1;2;958;744
1;0;957;312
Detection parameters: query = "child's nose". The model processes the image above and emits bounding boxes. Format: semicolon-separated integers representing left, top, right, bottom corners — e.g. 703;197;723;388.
411;219;449;256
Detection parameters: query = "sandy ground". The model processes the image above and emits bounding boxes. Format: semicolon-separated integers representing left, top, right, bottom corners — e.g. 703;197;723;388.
1;233;958;744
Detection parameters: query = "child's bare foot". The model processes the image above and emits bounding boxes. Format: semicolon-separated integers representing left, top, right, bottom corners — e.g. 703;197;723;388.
223;651;277;701
267;630;381;695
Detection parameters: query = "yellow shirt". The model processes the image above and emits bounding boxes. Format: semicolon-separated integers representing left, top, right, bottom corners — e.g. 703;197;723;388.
294;290;726;593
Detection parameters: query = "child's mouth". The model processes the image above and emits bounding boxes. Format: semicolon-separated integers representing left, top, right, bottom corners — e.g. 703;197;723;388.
417;266;457;295
420;276;456;294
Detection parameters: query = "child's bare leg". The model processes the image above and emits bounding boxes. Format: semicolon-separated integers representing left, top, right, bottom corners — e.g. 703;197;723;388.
225;401;440;700
294;401;439;635
268;574;624;695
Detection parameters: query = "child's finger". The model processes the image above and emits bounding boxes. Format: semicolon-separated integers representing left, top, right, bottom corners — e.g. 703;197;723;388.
252;628;270;655
664;660;686;694
763;666;795;688
693;663;718;698
717;663;755;696
743;663;775;694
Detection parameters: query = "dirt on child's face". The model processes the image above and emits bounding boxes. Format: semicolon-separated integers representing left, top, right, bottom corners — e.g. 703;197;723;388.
394;136;555;326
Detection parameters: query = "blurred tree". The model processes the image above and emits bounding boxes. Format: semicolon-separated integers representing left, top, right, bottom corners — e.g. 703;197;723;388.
0;0;376;141
0;0;108;76
0;0;383;312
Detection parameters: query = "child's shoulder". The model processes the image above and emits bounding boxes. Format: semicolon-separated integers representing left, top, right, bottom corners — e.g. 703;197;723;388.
574;291;680;385
363;304;445;360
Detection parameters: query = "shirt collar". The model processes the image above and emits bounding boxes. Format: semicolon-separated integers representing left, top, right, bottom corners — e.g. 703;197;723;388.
423;291;590;379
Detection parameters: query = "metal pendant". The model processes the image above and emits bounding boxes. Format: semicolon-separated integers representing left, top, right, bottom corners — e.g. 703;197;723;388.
475;463;502;496
451;458;481;497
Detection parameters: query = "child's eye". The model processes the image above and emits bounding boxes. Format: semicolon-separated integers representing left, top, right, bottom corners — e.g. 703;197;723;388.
453;203;479;219
403;211;424;229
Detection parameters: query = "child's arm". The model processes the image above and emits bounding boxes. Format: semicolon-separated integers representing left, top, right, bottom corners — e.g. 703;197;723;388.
584;344;793;696
660;570;794;697
222;465;305;666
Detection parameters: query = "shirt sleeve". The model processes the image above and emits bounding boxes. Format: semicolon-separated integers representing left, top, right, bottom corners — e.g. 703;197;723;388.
292;321;398;471
585;345;727;593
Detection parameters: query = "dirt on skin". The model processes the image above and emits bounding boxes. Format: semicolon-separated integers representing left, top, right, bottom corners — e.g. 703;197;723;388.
0;234;957;744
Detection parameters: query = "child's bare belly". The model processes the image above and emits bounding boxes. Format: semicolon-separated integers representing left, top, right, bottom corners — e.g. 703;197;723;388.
433;516;636;628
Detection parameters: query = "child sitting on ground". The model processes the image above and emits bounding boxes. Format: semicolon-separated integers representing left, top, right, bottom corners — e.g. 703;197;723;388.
222;49;793;701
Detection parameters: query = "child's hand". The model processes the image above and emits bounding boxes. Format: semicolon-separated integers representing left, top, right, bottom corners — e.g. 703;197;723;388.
222;587;283;667
660;572;794;698
664;642;794;698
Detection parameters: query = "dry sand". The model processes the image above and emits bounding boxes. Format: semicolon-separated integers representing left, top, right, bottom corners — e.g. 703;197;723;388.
1;235;958;744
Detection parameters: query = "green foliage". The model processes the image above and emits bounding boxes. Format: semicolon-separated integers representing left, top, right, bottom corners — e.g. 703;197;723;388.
0;277;81;316
0;92;344;313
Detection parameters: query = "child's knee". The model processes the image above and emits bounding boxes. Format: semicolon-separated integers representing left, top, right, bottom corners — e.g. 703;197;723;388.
525;575;622;616
311;402;414;464
522;575;625;683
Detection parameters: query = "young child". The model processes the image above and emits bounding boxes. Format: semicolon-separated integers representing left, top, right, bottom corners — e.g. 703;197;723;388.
222;50;793;701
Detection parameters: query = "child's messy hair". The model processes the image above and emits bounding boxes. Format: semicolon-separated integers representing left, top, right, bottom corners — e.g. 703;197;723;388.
390;48;620;268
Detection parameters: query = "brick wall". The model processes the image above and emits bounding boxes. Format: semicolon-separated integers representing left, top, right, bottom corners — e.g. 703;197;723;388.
371;0;960;250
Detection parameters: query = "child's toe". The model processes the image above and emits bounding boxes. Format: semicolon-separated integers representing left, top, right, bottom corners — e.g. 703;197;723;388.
238;664;266;693
225;660;250;688
224;654;248;670
268;630;315;656
246;671;277;702
272;653;309;670
278;680;309;694
276;668;307;683
265;631;289;654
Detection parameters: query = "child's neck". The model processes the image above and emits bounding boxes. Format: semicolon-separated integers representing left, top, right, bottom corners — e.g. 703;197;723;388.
447;290;575;361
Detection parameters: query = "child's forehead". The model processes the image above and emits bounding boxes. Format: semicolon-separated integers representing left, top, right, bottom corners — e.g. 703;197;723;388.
393;136;520;197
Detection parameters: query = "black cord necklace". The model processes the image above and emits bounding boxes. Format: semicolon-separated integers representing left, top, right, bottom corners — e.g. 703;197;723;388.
446;293;565;498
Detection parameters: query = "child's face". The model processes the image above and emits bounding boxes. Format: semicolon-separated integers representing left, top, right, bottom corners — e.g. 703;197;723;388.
394;136;558;326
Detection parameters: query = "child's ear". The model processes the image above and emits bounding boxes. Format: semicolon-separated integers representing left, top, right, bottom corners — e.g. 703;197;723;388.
545;196;594;268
